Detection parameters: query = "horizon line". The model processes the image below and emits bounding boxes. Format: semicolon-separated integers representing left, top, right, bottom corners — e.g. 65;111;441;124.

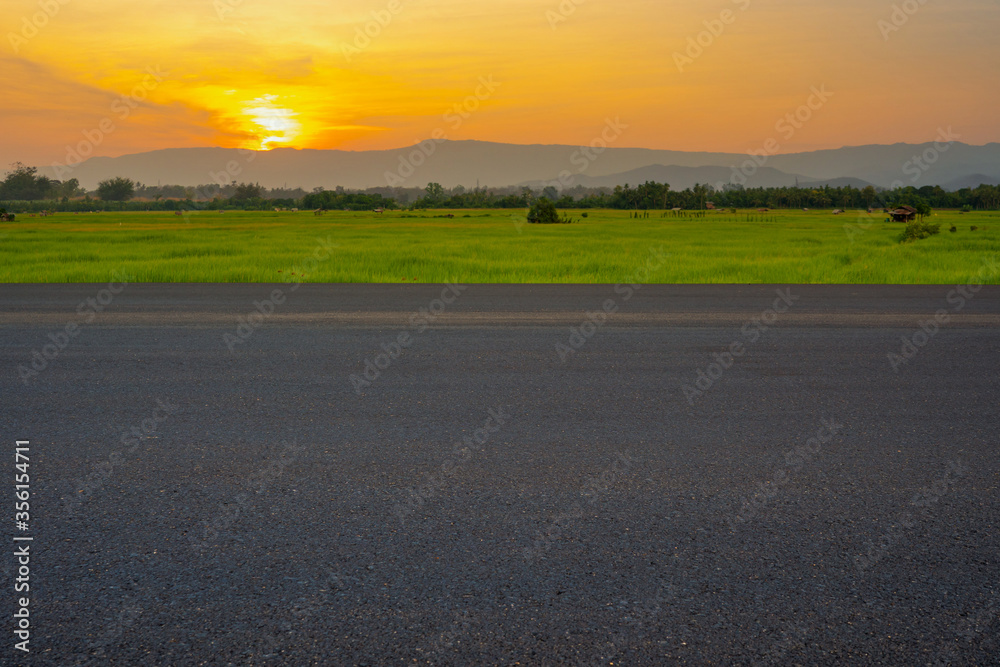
29;137;1000;164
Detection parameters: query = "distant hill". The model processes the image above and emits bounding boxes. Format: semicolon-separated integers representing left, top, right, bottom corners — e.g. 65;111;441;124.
521;164;809;191
38;140;1000;191
764;142;1000;189
797;176;877;189
940;173;1000;191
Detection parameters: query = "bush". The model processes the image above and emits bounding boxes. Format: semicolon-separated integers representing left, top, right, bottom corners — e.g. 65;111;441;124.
899;222;940;243
527;198;572;224
581;212;588;218
96;177;136;202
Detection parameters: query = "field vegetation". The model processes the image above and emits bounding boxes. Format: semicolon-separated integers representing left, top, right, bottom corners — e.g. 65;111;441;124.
2;208;997;283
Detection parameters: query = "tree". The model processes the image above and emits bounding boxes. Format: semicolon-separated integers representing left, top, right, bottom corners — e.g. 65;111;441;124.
527;198;560;224
914;201;932;221
692;183;709;210
232;182;264;202
861;185;877;208
97;177;135;201
53;178;83;200
424;182;445;203
0;163;53;200
542;185;559;201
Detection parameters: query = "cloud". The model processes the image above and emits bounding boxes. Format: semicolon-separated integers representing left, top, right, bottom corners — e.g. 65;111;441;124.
1;0;997;161
0;57;216;168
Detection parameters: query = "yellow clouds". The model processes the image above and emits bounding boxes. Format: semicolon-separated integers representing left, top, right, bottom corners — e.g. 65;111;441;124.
0;56;215;171
1;0;998;167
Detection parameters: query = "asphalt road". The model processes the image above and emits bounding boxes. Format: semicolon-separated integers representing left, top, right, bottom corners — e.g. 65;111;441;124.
1;284;998;666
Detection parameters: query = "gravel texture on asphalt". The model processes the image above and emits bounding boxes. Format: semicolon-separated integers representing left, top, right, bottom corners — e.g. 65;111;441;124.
1;284;998;666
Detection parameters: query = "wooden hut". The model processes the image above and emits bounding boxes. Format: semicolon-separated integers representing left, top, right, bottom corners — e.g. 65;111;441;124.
889;205;918;222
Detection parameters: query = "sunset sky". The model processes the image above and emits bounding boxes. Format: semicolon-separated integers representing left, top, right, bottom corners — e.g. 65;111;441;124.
2;0;998;170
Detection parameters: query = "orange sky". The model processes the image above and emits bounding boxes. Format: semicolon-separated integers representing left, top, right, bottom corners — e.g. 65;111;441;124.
2;0;998;170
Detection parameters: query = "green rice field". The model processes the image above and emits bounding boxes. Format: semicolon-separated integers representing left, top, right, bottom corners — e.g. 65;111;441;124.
1;208;998;283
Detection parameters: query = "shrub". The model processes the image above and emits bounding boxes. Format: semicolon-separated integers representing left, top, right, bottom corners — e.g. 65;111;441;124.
527;198;570;224
96;177;136;202
581;212;588;218
899;222;940;243
949;226;957;233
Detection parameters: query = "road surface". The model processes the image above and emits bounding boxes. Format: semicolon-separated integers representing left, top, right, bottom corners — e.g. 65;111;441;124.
1;285;998;665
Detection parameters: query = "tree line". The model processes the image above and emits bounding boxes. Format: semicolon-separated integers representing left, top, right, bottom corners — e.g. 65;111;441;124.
407;181;1000;211
3;162;999;212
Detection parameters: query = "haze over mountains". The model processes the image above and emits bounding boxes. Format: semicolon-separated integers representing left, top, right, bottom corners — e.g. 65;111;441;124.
41;140;1000;192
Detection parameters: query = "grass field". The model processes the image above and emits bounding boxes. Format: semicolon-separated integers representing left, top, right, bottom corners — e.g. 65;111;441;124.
2;208;998;283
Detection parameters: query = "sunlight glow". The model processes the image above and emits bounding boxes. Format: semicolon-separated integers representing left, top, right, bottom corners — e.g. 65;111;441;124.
242;95;301;150
1;0;998;164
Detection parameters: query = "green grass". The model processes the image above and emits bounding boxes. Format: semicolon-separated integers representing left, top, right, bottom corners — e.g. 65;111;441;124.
1;208;998;283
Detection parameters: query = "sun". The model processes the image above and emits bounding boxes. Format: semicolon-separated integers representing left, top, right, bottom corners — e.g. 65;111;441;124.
242;94;301;150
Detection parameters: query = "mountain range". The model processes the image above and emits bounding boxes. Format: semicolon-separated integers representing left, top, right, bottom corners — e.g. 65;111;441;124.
40;140;1000;192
